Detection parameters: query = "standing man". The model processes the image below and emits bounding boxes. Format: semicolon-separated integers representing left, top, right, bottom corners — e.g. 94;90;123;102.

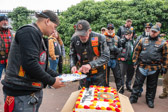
120;29;134;93
159;39;168;99
134;23;153;97
117;19;135;39
2;10;65;112
70;20;110;89
104;23;122;93
129;25;168;108
0;14;13;80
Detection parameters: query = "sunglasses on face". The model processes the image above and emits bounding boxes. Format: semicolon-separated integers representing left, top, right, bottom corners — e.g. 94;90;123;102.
108;28;114;30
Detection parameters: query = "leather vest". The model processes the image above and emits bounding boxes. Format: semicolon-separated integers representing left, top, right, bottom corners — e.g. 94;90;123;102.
74;36;100;66
106;35;119;58
3;24;47;90
54;41;61;55
139;37;165;64
120;40;133;61
120;26;134;38
49;38;61;56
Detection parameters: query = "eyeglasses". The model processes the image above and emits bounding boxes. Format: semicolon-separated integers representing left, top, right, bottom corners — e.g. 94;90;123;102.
101;29;105;31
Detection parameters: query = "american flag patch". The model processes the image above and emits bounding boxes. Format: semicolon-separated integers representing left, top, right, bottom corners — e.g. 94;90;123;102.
92;37;98;41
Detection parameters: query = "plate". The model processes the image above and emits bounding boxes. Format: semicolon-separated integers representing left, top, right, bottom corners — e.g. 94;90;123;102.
57;74;87;82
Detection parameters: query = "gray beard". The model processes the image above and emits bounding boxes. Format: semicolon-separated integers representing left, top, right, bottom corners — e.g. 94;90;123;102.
2;25;9;29
108;32;113;36
145;32;150;36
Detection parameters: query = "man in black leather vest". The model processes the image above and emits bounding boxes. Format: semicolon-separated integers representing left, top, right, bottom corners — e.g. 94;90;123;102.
134;23;153;97
2;10;65;112
117;19;135;39
70;20;110;89
129;25;168;108
104;23;122;93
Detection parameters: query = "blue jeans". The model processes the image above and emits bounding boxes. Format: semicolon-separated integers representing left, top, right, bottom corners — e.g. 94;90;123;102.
49;58;59;72
139;67;156;76
0;64;6;79
108;59;116;68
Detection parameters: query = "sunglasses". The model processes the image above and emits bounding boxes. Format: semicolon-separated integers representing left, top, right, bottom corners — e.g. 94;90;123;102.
108;28;114;30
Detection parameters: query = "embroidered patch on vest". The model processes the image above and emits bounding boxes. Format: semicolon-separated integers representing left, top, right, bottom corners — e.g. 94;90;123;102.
32;82;42;87
93;47;100;56
39;51;46;65
91;37;98;46
18;66;25;77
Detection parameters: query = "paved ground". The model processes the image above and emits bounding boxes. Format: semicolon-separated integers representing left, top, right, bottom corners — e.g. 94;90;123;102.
0;73;168;112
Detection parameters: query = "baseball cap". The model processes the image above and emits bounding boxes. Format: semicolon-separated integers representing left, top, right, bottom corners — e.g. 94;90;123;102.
0;14;8;22
74;20;90;36
107;23;114;29
125;29;133;35
151;25;160;32
35;10;59;25
145;23;153;28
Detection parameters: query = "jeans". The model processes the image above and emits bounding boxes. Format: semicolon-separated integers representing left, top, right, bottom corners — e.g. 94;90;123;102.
139;67;156;76
0;64;6;80
49;58;59;72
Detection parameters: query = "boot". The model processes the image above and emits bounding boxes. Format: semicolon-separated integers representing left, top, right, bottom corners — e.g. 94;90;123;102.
159;88;168;99
146;101;154;108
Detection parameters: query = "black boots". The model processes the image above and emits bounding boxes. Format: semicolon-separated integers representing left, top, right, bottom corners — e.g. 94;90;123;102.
129;97;137;104
146;101;154;108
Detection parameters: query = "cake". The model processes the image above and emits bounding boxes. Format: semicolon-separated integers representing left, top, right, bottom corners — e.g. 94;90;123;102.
74;85;121;112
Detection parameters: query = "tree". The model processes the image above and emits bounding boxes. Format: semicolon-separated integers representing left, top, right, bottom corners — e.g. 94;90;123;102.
57;0;168;54
8;7;34;31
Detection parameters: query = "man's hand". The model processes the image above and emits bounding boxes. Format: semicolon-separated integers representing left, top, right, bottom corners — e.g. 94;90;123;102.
52;77;65;89
71;66;77;73
78;64;91;74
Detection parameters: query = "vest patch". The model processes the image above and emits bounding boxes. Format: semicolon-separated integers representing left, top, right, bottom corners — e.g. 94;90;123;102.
32;82;42;87
91;37;98;46
39;51;46;65
18;66;25;77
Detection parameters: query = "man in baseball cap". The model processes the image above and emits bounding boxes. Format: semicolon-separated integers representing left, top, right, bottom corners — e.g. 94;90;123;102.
70;19;110;89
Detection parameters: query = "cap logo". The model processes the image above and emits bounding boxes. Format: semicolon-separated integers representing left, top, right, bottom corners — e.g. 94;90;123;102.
154;26;157;28
77;24;83;30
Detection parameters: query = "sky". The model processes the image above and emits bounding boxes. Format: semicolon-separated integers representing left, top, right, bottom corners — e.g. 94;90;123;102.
0;0;104;11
